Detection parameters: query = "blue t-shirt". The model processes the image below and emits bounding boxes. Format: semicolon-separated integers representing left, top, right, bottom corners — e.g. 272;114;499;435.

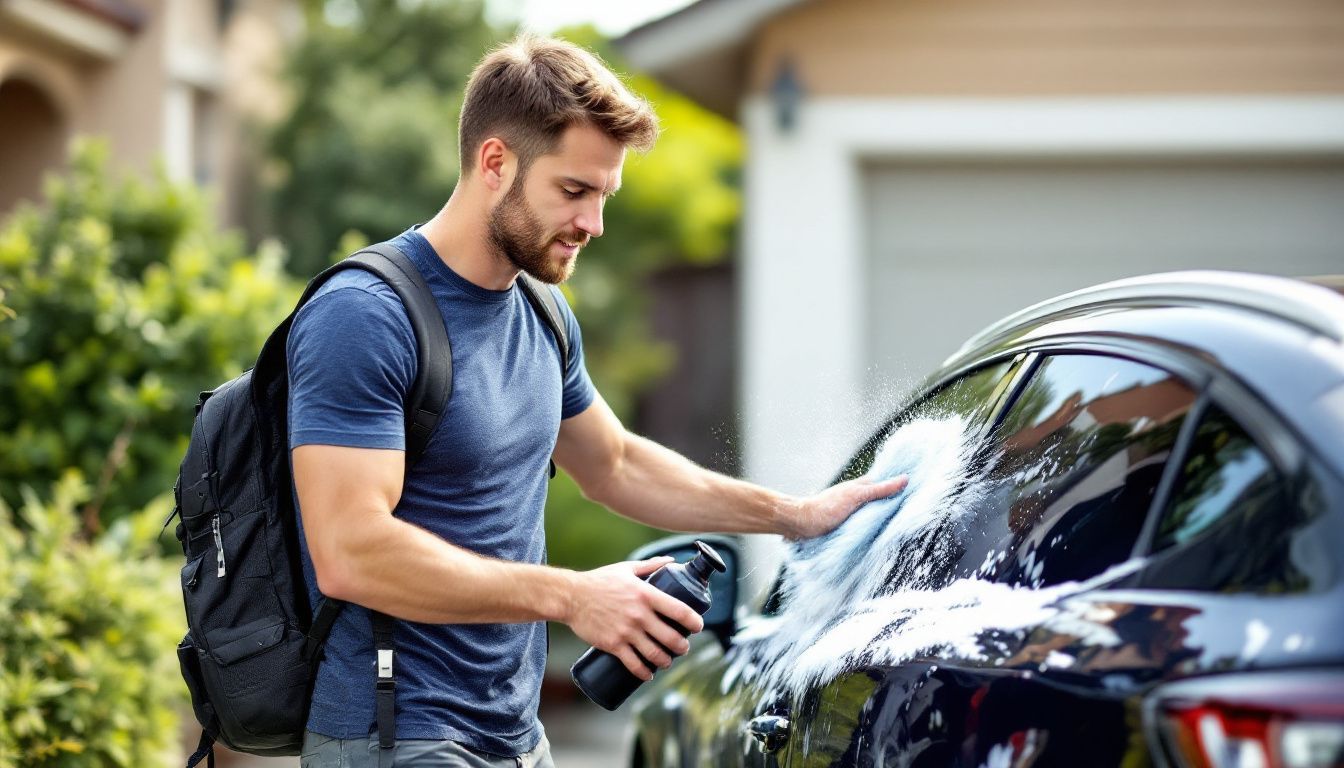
286;228;595;755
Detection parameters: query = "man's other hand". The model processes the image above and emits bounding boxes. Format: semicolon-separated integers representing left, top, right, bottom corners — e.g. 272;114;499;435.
564;557;705;681
786;475;909;540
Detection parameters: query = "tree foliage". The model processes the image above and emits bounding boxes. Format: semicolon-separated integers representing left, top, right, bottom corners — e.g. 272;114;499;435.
0;473;183;767
266;0;502;276
0;142;302;531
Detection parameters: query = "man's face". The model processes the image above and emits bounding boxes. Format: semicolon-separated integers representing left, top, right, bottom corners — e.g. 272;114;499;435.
487;122;625;285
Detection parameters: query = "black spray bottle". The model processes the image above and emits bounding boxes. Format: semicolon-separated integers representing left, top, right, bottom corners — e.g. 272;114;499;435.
571;540;726;710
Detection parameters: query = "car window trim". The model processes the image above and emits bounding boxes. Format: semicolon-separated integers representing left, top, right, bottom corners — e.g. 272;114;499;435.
1130;391;1211;560
984;338;1212;390
983;352;1040;438
977;352;1037;442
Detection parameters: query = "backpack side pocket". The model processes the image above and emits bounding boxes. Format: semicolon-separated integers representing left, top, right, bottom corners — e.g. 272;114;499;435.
177;634;216;735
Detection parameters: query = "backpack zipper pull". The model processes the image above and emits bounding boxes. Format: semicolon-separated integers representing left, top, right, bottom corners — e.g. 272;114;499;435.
212;514;227;577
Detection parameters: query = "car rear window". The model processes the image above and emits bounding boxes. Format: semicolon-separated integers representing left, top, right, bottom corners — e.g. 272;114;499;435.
1139;403;1320;594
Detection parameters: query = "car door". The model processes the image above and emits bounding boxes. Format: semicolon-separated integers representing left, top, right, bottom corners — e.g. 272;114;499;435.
777;351;1205;767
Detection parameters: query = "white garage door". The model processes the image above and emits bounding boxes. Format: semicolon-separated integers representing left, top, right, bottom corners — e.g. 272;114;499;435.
864;159;1344;395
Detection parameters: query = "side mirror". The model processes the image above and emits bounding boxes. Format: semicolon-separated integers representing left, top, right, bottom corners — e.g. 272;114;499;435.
628;534;739;650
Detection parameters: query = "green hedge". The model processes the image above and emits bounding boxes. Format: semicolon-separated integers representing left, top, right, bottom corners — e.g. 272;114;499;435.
0;474;183;767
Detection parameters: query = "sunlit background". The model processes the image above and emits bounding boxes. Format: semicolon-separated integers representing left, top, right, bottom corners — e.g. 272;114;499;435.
1;0;1342;765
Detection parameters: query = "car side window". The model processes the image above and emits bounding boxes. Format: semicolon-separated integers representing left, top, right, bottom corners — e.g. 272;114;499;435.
761;359;1018;615
1140;403;1308;593
835;358;1017;483
972;354;1198;588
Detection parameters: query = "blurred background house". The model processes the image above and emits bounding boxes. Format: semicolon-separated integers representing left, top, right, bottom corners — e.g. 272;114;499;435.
618;0;1344;589
0;0;299;224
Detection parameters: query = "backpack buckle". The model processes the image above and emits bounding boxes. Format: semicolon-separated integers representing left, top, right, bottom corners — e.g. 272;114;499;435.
377;649;394;679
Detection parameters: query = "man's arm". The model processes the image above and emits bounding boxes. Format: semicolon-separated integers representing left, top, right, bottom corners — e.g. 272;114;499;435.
553;394;908;539
293;443;703;680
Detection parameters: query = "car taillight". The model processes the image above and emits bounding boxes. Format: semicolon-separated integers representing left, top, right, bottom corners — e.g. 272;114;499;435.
1146;671;1344;768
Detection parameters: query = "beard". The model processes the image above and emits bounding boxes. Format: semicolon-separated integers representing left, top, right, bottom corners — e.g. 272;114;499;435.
487;175;580;285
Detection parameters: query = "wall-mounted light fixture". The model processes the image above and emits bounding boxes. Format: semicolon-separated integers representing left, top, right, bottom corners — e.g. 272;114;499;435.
770;56;804;134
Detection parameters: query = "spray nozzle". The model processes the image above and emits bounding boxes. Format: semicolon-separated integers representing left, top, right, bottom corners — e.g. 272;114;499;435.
687;540;727;584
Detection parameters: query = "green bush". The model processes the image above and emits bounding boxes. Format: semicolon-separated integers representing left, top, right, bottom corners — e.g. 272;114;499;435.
0;474;184;767
0;141;303;531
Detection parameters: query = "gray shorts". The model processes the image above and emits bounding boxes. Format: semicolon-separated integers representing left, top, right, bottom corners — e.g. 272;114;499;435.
299;731;554;768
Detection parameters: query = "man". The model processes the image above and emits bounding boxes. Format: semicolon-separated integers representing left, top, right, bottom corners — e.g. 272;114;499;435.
289;34;907;767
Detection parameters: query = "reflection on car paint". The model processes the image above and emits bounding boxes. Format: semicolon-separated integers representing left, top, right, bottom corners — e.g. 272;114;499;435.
788;674;879;768
978;729;1047;768
1243;618;1272;659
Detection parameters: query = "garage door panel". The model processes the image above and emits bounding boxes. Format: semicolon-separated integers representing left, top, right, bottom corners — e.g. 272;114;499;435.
864;160;1344;395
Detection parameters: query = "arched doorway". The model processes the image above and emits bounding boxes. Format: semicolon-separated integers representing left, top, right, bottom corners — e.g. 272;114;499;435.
0;76;69;217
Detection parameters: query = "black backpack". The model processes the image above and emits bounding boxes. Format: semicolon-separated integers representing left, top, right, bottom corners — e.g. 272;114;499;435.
173;242;568;767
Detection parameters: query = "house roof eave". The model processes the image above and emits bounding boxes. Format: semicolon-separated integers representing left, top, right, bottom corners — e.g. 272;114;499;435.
1;0;145;61
60;0;146;32
616;0;807;120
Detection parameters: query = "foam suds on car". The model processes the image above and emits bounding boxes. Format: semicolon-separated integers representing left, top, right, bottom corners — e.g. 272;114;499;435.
729;414;1138;699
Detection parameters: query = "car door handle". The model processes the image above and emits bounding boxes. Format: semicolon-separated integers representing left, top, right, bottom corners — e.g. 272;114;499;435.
748;714;791;753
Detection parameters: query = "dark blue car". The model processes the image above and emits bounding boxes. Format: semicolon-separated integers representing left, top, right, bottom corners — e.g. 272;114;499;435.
626;272;1344;768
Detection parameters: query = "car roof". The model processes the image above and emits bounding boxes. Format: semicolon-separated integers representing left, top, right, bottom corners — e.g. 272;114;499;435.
950;271;1344;360
934;271;1344;478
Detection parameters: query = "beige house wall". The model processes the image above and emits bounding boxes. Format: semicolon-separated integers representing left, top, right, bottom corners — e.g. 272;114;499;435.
0;0;297;227
750;0;1344;97
83;0;169;171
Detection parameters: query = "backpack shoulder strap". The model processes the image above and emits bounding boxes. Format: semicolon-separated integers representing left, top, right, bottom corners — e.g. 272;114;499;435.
342;243;452;470
277;244;449;760
516;273;570;372
291;242;451;470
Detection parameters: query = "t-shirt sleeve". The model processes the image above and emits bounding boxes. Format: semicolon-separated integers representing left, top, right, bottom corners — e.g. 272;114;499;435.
554;287;597;420
287;285;417;450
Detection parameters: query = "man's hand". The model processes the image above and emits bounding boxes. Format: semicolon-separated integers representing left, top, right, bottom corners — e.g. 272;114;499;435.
563;557;706;681
785;475;909;540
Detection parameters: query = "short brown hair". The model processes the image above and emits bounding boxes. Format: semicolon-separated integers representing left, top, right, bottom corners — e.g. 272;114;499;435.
458;34;659;173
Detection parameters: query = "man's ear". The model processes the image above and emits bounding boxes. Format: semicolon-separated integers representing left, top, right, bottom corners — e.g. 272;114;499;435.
476;137;512;192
